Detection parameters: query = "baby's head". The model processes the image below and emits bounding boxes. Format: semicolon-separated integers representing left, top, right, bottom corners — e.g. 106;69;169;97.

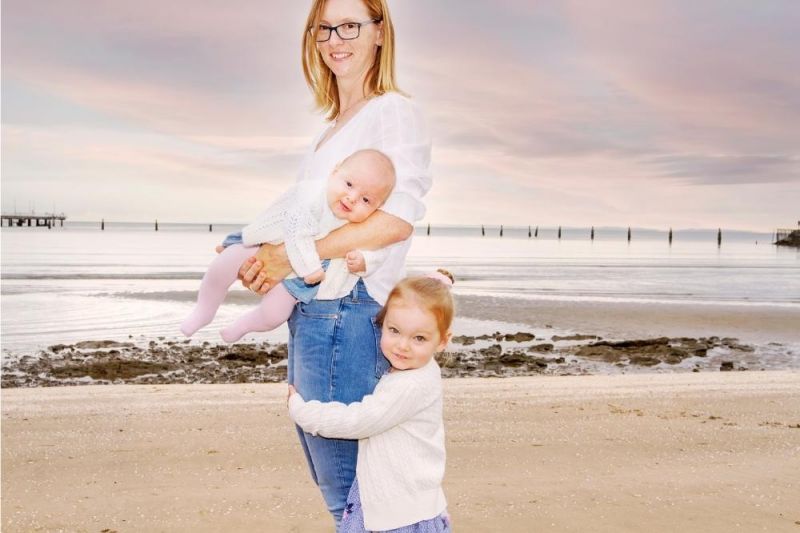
376;270;455;371
327;149;396;223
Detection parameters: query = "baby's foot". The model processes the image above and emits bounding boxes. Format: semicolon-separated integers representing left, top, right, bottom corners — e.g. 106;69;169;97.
180;309;214;337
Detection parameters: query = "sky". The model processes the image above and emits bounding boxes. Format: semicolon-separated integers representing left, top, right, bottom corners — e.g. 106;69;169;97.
2;0;799;231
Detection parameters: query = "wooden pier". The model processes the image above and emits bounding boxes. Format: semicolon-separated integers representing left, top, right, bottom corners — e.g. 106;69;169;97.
1;213;66;228
775;226;800;247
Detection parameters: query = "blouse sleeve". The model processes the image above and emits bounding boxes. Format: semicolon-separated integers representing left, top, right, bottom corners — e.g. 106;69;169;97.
376;95;433;225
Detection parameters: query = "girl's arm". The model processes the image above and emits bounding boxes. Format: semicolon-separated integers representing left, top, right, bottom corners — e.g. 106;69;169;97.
241;212;412;294
287;380;434;440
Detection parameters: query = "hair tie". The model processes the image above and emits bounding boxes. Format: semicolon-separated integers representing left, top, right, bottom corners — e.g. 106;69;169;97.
425;271;453;287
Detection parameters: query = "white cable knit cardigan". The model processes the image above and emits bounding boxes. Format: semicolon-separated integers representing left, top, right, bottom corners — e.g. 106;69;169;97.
288;359;447;531
240;179;344;278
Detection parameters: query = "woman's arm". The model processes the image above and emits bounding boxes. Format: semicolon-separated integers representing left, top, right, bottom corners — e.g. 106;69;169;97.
240;211;412;294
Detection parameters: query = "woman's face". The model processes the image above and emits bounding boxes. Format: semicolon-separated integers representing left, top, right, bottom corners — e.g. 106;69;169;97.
316;0;383;86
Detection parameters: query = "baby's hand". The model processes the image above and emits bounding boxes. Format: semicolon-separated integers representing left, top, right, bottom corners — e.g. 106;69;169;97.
304;269;325;284
345;251;366;274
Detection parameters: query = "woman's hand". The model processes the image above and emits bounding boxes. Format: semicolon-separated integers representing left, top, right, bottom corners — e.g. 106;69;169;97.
239;243;292;295
287;385;297;405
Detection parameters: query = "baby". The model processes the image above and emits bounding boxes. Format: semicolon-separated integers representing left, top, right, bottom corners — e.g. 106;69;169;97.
181;149;396;342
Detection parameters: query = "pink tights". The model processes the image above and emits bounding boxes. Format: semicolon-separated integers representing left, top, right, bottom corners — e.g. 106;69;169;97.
180;244;297;343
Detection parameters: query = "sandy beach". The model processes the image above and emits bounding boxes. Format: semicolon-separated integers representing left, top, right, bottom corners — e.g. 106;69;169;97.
3;371;799;532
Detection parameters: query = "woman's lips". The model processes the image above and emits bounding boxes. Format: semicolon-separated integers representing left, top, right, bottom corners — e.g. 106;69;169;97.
330;52;352;61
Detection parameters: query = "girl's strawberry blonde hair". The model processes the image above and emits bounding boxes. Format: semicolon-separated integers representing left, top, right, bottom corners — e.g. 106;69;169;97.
376;269;455;340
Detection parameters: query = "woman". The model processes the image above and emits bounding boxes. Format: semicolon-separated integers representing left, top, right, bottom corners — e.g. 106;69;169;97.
237;0;431;527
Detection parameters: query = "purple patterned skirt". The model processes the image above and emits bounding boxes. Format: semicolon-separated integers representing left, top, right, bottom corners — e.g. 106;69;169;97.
340;478;451;533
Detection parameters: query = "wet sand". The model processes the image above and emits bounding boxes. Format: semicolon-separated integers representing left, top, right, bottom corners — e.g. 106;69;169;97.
455;294;800;344
3;372;799;532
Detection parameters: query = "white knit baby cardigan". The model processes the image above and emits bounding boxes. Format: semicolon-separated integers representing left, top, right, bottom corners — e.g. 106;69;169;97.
288;359;447;530
240;179;344;277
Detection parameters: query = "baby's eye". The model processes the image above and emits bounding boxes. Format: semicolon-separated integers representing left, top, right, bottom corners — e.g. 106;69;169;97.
346;181;352;188
362;197;370;204
414;335;427;342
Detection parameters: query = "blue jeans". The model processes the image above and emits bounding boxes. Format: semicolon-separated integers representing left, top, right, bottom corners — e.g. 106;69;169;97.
287;280;391;530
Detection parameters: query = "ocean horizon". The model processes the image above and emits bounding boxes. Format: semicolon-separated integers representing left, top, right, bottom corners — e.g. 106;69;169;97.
2;221;798;357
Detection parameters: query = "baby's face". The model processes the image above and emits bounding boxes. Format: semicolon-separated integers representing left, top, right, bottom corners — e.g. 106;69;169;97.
327;153;394;223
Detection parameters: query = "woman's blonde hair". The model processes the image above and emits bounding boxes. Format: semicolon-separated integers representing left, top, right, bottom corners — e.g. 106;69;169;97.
302;0;401;121
376;269;456;340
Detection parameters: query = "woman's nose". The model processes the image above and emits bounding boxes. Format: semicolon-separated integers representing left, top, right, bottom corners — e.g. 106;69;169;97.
329;31;344;46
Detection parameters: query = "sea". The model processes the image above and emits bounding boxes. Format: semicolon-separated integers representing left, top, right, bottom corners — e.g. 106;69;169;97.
1;222;798;360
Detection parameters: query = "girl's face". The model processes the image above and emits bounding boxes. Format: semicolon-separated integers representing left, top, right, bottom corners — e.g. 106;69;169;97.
315;0;383;86
380;298;450;371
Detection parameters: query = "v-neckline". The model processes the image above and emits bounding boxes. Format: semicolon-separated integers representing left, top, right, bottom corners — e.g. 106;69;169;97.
313;96;376;153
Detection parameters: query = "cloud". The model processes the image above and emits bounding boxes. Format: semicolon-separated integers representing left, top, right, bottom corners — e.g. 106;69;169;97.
2;0;799;229
646;154;800;185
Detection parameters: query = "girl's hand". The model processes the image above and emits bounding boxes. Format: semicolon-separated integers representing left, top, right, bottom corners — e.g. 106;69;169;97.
239;243;292;295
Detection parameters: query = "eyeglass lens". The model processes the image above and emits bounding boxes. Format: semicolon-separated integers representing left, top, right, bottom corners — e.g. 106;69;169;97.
315;22;361;42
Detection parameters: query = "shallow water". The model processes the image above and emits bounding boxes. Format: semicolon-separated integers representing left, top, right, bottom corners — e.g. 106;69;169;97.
2;222;798;356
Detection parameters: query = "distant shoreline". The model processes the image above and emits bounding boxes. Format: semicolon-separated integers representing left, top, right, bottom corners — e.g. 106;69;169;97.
0;219;781;238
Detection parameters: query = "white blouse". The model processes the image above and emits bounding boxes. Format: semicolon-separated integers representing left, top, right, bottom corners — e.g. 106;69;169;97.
302;92;432;305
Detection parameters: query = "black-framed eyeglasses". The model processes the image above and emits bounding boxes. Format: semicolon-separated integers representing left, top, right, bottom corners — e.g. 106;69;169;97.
311;19;381;43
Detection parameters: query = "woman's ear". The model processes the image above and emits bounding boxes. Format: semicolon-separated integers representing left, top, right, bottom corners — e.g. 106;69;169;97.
376;21;384;46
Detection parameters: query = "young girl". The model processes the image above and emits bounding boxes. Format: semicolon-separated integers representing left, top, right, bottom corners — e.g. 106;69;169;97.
288;270;455;532
180;148;395;343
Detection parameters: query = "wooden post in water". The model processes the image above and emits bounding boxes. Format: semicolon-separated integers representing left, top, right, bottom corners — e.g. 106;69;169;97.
481;225;485;237
427;223;430;236
500;225;504;237
101;218;105;231
627;227;631;242
717;228;722;247
590;226;595;240
528;225;532;238
668;228;673;245
209;224;213;232
558;226;561;239
155;219;159;231
534;226;538;238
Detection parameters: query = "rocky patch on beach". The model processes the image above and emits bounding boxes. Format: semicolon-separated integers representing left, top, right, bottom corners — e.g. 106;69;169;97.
575;336;756;368
2;340;288;388
1;333;767;387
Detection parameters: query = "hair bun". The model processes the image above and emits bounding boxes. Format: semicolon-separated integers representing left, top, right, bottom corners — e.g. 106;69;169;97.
425;269;454;287
436;268;455;285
